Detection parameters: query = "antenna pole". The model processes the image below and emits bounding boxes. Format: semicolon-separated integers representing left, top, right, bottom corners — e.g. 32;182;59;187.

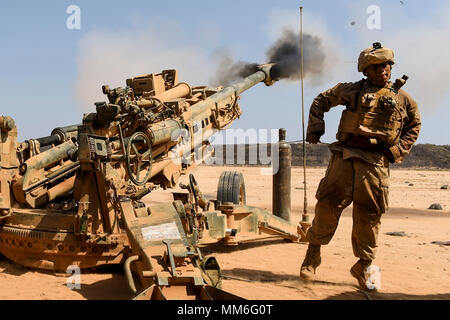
299;6;311;233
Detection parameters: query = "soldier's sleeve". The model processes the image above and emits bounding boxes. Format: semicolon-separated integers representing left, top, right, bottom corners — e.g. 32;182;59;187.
307;82;356;136
388;94;421;163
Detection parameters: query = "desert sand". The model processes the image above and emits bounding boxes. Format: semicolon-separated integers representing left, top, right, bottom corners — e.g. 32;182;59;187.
0;165;449;300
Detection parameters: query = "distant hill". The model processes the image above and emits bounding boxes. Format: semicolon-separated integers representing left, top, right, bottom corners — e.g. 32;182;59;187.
395;144;450;168
208;143;450;169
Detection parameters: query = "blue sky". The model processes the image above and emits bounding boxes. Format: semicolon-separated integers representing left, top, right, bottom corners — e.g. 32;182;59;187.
1;0;449;144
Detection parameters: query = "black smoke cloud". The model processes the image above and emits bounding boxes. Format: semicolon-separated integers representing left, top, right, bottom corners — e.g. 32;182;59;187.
268;28;326;80
210;52;259;87
212;28;327;86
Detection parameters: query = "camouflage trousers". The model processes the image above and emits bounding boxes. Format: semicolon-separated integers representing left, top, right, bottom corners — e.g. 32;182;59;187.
306;151;390;261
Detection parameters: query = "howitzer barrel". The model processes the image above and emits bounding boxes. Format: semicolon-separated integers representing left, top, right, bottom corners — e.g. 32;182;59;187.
191;64;275;120
159;64;277;159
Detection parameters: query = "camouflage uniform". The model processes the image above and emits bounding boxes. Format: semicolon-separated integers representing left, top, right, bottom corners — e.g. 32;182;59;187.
306;79;421;261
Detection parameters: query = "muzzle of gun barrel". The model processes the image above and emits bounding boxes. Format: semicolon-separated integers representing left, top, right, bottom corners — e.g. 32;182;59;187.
257;63;277;86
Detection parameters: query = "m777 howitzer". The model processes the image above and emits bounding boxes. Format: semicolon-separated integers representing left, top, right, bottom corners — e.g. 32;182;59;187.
0;64;307;300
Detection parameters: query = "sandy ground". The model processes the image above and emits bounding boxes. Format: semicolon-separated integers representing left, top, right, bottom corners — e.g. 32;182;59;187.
0;165;449;300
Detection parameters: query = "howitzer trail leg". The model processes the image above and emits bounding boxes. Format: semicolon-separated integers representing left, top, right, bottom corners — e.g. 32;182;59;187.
119;199;242;300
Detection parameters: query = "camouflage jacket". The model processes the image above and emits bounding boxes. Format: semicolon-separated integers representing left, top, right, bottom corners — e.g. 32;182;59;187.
307;78;421;164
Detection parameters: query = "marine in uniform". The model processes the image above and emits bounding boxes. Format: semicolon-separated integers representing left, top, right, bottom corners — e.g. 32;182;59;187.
299;43;421;291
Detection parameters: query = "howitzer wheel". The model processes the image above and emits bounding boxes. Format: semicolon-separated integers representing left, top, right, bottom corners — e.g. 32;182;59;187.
126;132;152;186
217;171;246;205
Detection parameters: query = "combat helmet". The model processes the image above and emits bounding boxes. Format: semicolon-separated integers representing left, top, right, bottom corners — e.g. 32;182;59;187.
358;42;394;73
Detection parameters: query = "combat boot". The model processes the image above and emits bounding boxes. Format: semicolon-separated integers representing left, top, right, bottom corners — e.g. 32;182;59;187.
300;243;321;280
350;259;379;292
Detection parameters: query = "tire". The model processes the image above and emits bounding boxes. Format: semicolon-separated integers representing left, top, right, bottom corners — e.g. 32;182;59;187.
216;171;246;205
